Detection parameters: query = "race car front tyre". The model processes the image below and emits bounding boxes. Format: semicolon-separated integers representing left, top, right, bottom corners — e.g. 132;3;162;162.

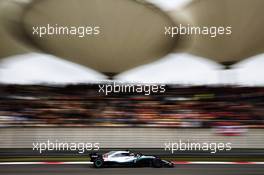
94;158;104;168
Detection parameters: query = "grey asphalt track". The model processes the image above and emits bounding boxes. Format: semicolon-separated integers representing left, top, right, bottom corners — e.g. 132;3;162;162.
1;164;264;175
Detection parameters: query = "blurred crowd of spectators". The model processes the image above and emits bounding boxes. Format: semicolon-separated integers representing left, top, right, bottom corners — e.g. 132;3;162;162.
0;84;263;128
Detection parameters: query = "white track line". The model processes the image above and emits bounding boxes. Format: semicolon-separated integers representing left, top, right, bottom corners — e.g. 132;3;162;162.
0;161;93;165
172;161;264;165
0;161;264;165
63;161;93;165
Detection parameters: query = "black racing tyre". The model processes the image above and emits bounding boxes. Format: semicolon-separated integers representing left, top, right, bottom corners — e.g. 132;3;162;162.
94;158;104;168
152;158;162;168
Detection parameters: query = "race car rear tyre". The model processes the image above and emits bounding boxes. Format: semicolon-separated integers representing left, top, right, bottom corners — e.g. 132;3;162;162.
94;158;104;168
152;158;162;168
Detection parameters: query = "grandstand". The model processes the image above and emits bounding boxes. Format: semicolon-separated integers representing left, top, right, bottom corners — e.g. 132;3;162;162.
0;84;263;128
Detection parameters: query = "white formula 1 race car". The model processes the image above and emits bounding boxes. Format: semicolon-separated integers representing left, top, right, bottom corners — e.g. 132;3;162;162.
89;150;174;168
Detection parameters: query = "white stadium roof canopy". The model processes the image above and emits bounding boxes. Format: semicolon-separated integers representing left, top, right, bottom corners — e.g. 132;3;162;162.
231;53;264;86
0;53;107;85
147;0;193;11
115;53;224;85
